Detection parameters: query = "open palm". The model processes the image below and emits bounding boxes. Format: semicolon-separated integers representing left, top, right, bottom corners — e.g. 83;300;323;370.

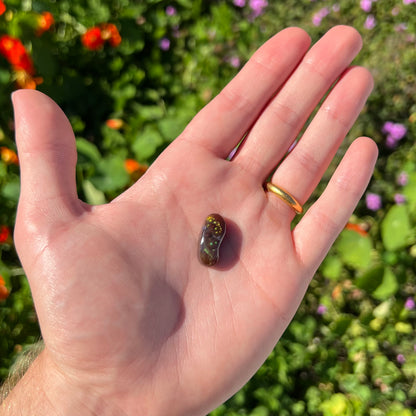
11;26;377;416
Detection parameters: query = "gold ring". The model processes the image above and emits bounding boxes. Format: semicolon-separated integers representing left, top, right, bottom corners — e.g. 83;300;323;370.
266;182;303;214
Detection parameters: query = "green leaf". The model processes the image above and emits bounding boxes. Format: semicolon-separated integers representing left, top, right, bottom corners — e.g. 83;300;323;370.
112;84;137;112
76;138;102;164
373;299;393;319
330;315;352;336
0;69;11;85
381;205;412;251
1;179;20;202
394;322;412;334
339;374;371;402
251;406;269;416
82;180;106;205
319;393;354;416
91;155;129;192
321;255;343;280
335;229;373;270
402;171;416;214
386;403;413;416
137;105;165;121
403;358;416;379
372;267;399;301
355;265;384;293
132;126;164;161
158;116;187;141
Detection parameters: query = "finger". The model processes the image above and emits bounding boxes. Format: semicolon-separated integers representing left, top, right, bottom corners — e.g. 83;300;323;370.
293;137;378;271
233;25;363;180
268;66;373;214
12;90;80;220
179;27;311;157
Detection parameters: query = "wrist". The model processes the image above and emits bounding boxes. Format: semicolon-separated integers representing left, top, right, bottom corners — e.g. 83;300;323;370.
1;350;126;416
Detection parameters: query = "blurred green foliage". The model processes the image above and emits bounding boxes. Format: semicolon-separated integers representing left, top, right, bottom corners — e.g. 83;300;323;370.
0;0;415;414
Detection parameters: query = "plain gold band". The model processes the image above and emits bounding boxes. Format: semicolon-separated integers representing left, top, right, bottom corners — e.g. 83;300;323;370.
266;182;303;214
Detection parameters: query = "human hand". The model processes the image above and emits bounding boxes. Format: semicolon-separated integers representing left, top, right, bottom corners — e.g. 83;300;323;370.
7;26;377;416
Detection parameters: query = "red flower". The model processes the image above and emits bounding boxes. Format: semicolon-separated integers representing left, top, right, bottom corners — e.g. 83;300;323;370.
82;27;105;50
124;159;147;176
36;11;54;36
0;225;10;243
101;23;121;47
0;35;35;74
82;23;121;50
0;1;5;16
0;275;9;301
106;118;124;130
345;222;368;237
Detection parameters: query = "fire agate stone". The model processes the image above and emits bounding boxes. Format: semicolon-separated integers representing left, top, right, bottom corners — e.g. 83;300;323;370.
199;214;226;266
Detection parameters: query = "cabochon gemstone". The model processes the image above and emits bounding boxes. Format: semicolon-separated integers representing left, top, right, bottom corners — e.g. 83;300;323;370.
199;214;226;266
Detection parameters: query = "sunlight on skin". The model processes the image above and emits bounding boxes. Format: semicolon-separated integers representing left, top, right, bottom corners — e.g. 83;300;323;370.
3;26;377;416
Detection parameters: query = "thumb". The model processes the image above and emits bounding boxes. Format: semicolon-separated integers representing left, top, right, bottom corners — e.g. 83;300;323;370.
13;90;81;248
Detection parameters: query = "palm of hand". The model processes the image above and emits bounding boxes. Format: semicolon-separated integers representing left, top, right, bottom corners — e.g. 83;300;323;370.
26;140;299;414
12;26;377;416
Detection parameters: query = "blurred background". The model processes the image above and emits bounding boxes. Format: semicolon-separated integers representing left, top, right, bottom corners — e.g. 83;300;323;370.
0;1;415;415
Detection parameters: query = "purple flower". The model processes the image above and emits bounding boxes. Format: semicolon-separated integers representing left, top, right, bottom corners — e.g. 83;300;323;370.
397;354;406;364
395;23;408;32
364;15;376;29
227;146;238;160
159;37;170;51
360;0;372;12
233;0;246;6
394;193;406;205
287;139;298;153
397;172;409;186
405;297;415;310
390;124;407;140
312;7;330;26
165;6;177;16
403;0;416;4
383;121;395;133
383;121;407;148
366;193;382;211
228;56;241;68
249;0;268;18
312;14;322;26
383;121;407;140
386;136;398;148
317;304;327;315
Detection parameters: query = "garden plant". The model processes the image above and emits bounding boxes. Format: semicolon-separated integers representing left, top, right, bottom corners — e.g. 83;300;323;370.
0;0;415;415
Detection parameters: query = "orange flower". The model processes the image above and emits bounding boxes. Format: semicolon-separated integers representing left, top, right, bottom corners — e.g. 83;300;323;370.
0;275;9;301
331;284;342;301
36;11;54;36
0;225;10;243
82;27;105;50
14;69;43;89
1;146;18;164
101;23;121;47
0;35;35;74
124;159;147;175
106;118;124;130
345;222;368;237
0;1;6;16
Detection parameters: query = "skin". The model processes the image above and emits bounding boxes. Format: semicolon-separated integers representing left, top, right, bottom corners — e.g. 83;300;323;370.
2;26;378;416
